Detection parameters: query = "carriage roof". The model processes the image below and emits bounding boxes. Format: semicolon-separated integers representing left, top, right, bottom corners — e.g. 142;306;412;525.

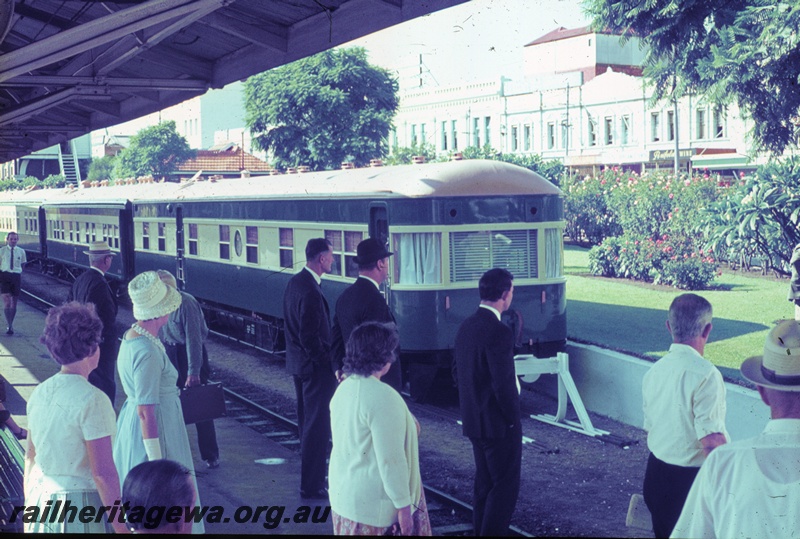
0;160;561;207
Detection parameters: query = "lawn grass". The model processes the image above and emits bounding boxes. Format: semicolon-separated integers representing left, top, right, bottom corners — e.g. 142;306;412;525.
564;244;791;370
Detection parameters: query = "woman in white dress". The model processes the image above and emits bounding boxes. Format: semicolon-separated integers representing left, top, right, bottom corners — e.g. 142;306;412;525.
112;270;205;533
25;302;127;533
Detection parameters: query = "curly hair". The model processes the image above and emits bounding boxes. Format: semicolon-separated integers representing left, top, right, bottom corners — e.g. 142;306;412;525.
40;302;103;365
343;321;399;377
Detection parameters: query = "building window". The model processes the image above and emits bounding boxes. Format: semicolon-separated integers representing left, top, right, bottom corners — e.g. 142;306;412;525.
441;121;448;151
667;110;676;142
420;123;426;145
620;115;630;145
451;120;458;150
511;125;518;151
651;112;661;142
411;124;417;146
158;222;166;252
219;225;230;260
547;122;556;149
279;228;293;268
588;118;597;147
473;117;481;147
188;223;198;256
484;116;491;147
142;222;150;250
696;109;707;139
713;106;725;138
246;226;258;264
604;117;614;145
523;124;531;151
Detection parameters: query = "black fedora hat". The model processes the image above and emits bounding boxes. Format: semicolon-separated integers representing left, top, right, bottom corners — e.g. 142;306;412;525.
355;238;393;265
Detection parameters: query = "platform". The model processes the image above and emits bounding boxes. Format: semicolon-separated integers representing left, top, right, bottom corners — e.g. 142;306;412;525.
0;302;332;535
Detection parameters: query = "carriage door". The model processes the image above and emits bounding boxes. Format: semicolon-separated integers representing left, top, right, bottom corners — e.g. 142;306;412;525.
175;206;185;289
368;202;391;305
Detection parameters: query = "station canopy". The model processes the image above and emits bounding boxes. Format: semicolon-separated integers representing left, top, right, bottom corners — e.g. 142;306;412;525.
0;0;466;163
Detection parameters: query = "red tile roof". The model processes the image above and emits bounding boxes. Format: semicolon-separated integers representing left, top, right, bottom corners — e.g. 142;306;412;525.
175;149;272;173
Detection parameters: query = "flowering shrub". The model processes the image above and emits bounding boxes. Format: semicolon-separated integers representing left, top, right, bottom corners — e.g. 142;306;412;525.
563;172;622;245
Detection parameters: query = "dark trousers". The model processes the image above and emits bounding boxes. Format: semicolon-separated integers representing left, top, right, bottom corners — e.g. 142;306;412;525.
89;336;119;404
469;427;522;536
165;342;219;462
293;365;337;494
643;452;700;538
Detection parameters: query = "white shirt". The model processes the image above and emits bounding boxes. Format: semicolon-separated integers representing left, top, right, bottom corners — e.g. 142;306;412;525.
672;419;800;539
0;244;26;273
643;343;728;467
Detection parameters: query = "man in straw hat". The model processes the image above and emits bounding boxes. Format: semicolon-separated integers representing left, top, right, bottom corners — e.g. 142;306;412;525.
642;293;728;538
331;237;402;392
67;240;119;403
673;319;800;538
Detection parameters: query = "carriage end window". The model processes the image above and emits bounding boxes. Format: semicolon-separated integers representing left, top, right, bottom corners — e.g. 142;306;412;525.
393;233;442;285
449;229;538;282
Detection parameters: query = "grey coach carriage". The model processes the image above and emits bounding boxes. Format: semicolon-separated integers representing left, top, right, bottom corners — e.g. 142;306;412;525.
0;160;567;400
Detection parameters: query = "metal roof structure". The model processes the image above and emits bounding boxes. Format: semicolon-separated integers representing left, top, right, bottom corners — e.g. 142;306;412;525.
0;0;467;163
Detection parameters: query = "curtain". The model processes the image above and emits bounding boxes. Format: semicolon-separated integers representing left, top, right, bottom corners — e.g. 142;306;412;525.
396;233;441;284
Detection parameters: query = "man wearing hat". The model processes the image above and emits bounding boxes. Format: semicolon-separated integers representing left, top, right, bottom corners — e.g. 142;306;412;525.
673;319;800;538
67;240;119;403
642;293;728;538
331;237;402;392
283;238;337;499
0;232;27;335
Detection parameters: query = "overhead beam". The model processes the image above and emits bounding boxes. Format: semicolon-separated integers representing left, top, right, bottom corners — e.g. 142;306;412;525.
0;0;230;83
4;75;207;91
0;86;113;126
197;12;288;52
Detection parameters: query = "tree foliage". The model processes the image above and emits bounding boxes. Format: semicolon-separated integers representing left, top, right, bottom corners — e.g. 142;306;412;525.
244;47;399;171
585;0;800;153
86;155;117;182
114;121;194;180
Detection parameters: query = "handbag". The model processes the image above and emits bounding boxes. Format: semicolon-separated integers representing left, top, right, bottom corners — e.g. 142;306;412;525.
179;383;226;424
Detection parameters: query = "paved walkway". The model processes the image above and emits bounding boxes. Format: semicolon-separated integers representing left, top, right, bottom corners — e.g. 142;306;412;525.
1;302;332;535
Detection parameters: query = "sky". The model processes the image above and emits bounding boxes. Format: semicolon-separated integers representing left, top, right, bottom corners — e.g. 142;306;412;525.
347;0;591;87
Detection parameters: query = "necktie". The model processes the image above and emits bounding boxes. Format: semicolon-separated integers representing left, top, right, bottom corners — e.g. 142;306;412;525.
9;247;13;270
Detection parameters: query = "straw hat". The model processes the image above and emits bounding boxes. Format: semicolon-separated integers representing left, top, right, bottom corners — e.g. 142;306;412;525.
83;240;117;256
128;271;181;321
741;320;800;392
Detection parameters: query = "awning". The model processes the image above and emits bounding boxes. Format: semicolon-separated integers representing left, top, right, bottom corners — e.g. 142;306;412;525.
690;152;755;170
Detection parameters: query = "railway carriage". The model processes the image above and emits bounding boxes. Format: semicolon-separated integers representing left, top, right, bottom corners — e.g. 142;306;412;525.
1;160;566;400
0;189;46;257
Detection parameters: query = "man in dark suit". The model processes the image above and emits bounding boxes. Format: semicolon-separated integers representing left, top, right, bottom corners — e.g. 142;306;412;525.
67;240;119;404
330;237;402;392
282;238;336;499
454;267;521;536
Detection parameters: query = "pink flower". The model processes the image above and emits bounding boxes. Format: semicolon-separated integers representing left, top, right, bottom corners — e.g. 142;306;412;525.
669;193;674;199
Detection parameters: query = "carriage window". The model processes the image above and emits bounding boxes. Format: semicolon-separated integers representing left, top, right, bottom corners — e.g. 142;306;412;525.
246;226;258;264
188;224;198;256
279;228;293;268
142;222;150;250
158;222;166;252
234;230;243;257
392;233;442;285
545;228;563;278
325;230;343;276
219;225;230;260
450;229;537;282
344;231;362;278
113;225;119;249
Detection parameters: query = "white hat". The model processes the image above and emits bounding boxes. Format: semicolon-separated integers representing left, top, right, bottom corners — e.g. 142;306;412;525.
128;271;181;321
84;240;117;256
741;320;800;392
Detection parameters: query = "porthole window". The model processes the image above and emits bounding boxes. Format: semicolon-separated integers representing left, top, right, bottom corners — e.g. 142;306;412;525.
234;229;243;257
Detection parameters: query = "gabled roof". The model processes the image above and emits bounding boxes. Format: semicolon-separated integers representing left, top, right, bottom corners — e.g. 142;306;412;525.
176;149;272;173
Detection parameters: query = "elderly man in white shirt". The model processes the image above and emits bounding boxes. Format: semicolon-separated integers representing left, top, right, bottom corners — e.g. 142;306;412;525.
672;319;800;539
642;293;728;538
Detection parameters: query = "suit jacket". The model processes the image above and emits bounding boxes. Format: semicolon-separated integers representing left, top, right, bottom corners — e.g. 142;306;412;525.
454;307;520;439
68;268;118;338
283;268;332;378
331;277;396;371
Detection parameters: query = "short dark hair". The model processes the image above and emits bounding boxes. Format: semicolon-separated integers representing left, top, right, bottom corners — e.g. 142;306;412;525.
6;231;17;240
668;293;712;342
40;302;103;365
479;268;514;301
343;322;399;377
122;459;195;532
305;238;331;262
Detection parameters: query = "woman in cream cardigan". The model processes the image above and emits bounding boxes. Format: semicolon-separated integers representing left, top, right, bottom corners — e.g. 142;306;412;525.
328;321;430;535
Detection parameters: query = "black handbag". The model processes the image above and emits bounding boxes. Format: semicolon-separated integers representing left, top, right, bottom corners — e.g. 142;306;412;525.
179;383;226;424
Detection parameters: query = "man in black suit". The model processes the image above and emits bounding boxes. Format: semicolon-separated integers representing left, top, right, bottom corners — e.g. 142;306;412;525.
454;268;521;536
67;240;119;404
330;237;402;392
282;238;336;499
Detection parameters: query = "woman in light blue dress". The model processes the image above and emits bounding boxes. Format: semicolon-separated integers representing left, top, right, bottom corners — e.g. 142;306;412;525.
112;270;205;533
